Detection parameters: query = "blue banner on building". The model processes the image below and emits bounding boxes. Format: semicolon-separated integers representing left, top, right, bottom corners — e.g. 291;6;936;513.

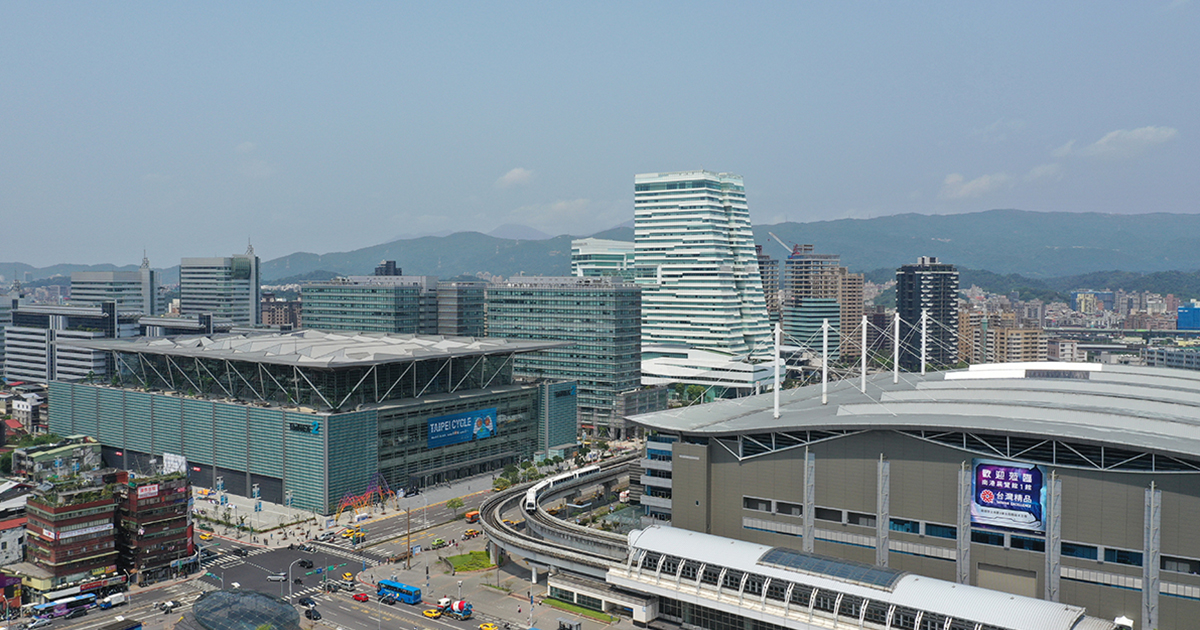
427;407;498;448
970;458;1046;533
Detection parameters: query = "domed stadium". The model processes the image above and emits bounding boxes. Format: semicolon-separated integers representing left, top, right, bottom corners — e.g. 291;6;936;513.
186;590;300;630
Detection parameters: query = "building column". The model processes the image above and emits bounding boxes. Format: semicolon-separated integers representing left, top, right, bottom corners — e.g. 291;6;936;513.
1044;472;1061;602
956;463;971;585
803;448;815;553
1142;483;1161;630
876;456;890;567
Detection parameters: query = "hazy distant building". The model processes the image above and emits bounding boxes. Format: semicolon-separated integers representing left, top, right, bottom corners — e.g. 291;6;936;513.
755;245;780;321
179;249;261;326
70;256;163;316
780;245;863;361
302;275;438;334
374;260;401;276
571;238;635;280
896;256;959;370
261;293;302;328
4;300;140;383
487;276;644;438
633;171;771;357
436;281;486;337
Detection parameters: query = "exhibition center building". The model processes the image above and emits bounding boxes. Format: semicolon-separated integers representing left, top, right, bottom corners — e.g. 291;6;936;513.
47;330;569;513
628;363;1200;630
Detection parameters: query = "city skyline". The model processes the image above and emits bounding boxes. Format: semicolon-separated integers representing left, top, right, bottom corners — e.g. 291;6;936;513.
1;3;1196;267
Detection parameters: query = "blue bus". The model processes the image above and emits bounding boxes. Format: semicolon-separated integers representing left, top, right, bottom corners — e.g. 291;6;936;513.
376;580;421;604
31;593;97;619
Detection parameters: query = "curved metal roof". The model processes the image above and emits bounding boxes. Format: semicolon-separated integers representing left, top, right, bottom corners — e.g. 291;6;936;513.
67;329;563;368
628;362;1200;458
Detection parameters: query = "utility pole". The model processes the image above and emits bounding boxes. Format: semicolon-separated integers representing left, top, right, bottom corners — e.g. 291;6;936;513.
406;508;412;570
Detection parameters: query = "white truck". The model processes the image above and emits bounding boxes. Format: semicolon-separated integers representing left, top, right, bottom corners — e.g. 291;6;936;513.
99;593;126;609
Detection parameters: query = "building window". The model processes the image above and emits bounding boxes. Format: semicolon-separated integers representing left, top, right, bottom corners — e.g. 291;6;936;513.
1061;542;1098;560
1010;535;1045;552
970;530;1004;546
775;502;802;517
743;497;771;512
847;512;876;528
924;523;957;539
889;518;920;534
576;594;603;611
814;507;843;523
1104;548;1143;567
1162;556;1200;575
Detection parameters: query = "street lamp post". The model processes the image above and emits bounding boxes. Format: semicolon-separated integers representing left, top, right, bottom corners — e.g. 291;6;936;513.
288;559;303;598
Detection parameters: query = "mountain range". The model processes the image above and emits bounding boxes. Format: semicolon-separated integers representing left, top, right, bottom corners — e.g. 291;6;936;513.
8;210;1200;287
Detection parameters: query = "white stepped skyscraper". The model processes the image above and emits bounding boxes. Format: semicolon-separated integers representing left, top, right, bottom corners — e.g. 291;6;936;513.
634;170;772;357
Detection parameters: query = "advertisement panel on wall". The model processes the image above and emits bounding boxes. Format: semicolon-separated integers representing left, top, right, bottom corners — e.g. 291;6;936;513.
970;458;1047;533
427;407;498;448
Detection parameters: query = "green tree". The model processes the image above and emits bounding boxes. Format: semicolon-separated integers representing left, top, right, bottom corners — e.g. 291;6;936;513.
446;497;464;517
0;453;11;475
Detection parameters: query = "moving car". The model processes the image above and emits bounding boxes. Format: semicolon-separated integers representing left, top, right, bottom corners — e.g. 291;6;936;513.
462;529;481;539
63;610;86;620
423;609;442;619
352;593;369;603
479;623;498;630
231;548;249;557
297;597;316;608
298;559;313;568
28;619;51;629
199;532;213;541
379;595;396;605
304;609;321;620
430;538;447;549
342;572;353;582
267;573;287;582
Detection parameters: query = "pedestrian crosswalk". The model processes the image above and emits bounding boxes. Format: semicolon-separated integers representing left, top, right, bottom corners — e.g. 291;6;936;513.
314;540;389;564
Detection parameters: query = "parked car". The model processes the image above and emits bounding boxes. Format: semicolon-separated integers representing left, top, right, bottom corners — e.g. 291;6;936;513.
352;593;369;602
304;609;322;620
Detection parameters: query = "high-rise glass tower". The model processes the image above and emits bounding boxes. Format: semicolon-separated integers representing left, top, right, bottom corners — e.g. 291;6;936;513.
179;249;261;326
896;256;959;370
634;171;771;357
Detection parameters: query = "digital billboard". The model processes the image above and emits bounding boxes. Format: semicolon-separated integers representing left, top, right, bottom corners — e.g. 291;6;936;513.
427;407;498;448
970;458;1047;533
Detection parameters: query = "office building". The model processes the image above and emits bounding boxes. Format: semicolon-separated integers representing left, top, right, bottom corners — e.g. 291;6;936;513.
571;238;635;280
4;301;140;383
261;293;302;328
487;276;645;439
436;281;487;337
302;275;438;334
70;256;163;316
179;250;261;326
49;330;560;512
896;256;959;370
629;362;1200;629
634;171;772;357
537;380;579;455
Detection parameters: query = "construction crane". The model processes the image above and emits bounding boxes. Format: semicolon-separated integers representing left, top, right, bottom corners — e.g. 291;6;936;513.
768;231;800;256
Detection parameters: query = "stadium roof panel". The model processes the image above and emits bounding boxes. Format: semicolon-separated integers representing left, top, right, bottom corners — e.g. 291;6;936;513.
628;363;1200;458
68;329;565;368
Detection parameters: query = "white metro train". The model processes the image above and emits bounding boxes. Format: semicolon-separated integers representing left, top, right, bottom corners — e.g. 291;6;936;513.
524;464;602;513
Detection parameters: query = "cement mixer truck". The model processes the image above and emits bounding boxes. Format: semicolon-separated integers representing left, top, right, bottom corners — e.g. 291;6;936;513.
436;597;473;620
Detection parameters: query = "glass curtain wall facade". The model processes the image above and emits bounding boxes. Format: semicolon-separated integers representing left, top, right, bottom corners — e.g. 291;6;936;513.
486;276;641;439
633;171;771;357
302;276;440;334
179;253;261;326
896;256;960;370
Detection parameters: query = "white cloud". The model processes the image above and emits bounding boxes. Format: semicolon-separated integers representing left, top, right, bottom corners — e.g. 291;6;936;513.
1051;140;1075;158
507;198;625;236
938;172;1013;200
238;159;276;179
235;141;257;154
1054;126;1178;159
1025;163;1063;182
496;167;534;188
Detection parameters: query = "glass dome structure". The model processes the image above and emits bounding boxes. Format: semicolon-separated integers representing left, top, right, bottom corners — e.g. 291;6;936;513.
190;590;301;630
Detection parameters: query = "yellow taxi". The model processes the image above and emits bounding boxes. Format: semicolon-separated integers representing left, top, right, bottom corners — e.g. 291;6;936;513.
479;623;498;630
423;609;442;619
342;572;354;582
340;527;360;538
199;532;213;541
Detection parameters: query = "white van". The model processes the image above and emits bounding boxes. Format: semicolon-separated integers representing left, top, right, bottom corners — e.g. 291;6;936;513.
267;573;287;582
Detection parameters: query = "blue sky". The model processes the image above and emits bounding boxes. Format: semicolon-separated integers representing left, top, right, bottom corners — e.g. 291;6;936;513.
1;2;1195;267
